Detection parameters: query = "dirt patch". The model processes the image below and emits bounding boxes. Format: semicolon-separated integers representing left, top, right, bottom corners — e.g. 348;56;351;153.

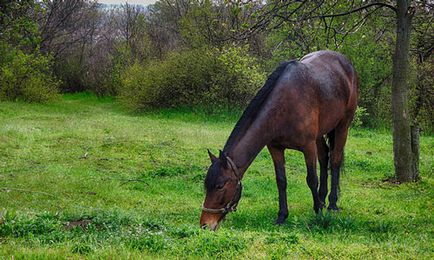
64;219;92;230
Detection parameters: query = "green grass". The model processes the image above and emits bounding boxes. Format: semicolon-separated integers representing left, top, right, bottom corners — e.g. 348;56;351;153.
0;93;433;259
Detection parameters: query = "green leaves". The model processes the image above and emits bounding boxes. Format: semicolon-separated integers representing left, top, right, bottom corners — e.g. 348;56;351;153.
0;44;60;103
118;46;265;111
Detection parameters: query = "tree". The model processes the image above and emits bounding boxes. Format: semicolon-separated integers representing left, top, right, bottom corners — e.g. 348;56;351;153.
391;0;415;182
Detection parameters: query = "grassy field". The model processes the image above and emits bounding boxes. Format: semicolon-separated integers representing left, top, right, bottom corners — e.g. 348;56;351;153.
0;93;433;259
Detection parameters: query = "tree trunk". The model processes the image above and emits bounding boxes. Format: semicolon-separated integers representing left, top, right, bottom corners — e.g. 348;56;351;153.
391;0;415;182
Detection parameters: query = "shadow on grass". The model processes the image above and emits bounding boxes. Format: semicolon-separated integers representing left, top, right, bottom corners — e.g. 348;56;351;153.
227;208;401;238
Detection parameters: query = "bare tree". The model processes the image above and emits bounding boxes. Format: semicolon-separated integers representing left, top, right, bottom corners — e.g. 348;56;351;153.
39;0;99;58
145;0;189;57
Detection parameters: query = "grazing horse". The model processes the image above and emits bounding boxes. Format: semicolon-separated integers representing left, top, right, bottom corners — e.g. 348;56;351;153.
200;50;358;230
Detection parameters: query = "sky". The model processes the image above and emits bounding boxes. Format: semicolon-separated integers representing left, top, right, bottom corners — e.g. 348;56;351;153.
98;0;157;5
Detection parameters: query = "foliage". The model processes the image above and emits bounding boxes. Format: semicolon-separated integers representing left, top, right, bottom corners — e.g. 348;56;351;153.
0;0;41;51
0;1;60;103
213;46;265;105
118;46;265;110
0;44;59;102
352;106;369;128
409;56;434;132
0;94;432;258
264;10;394;128
339;27;393;127
54;54;87;93
0;0;432;129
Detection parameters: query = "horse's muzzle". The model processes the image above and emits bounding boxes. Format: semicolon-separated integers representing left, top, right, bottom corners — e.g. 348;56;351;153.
200;211;223;231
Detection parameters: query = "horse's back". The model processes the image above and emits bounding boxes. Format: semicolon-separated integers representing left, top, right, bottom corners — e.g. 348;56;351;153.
302;51;356;95
267;51;358;141
300;51;357;109
300;51;357;133
301;50;355;77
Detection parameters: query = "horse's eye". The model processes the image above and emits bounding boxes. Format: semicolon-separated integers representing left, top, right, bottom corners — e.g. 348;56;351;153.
215;183;224;190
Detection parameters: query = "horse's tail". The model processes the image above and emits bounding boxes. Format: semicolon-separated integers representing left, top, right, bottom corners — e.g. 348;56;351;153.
326;129;345;174
326;130;334;171
326;129;344;199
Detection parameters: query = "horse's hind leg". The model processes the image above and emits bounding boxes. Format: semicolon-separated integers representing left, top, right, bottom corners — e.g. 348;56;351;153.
317;136;329;205
303;141;323;213
328;123;350;211
268;145;288;224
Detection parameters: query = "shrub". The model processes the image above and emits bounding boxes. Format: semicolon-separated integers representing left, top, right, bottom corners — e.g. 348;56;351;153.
352;106;369;128
212;46;266;106
0;45;60;102
118;46;265;110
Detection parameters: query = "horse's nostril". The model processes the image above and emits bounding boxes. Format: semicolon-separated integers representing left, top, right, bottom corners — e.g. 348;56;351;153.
201;224;207;230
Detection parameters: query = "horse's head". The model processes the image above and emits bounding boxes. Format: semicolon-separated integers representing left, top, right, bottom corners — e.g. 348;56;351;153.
200;149;242;231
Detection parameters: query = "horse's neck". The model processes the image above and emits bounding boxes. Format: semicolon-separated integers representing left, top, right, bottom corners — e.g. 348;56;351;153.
225;119;271;178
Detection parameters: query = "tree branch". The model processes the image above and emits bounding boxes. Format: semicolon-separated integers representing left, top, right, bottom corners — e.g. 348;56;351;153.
312;2;397;18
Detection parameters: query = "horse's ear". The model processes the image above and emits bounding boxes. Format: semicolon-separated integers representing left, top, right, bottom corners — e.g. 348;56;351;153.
207;149;217;162
219;150;228;168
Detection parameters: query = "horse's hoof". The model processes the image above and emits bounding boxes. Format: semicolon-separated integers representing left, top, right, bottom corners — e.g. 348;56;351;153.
314;208;324;215
327;204;340;211
275;216;287;225
314;202;325;214
275;219;285;225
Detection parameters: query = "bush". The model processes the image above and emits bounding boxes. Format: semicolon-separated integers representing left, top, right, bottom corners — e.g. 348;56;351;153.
213;47;267;106
118;46;265;110
352;106;369;128
0;45;60;102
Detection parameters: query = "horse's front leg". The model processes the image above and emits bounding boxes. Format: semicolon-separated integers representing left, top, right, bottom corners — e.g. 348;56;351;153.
268;145;288;224
303;141;323;213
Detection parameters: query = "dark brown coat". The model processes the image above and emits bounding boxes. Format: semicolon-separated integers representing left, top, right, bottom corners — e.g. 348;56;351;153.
201;50;358;230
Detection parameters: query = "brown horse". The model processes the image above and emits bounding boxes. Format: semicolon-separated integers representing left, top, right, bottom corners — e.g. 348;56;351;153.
200;50;358;230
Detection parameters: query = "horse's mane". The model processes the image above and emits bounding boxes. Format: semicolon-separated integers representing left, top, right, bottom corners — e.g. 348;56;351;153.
223;61;293;152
